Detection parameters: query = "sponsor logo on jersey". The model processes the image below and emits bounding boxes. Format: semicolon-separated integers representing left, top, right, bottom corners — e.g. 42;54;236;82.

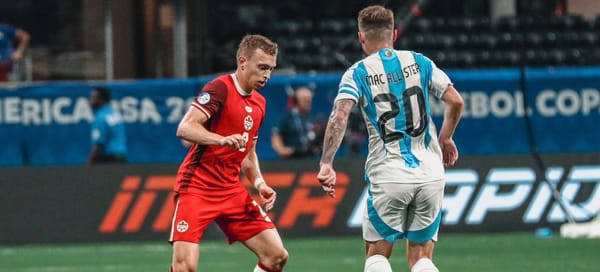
196;92;210;105
244;115;253;131
245;106;253;113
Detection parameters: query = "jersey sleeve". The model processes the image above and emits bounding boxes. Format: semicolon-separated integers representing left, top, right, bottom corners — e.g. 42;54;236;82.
428;60;452;99
335;64;361;103
191;79;227;119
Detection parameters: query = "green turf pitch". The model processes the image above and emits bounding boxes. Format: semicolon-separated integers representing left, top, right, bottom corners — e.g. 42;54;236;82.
0;232;598;271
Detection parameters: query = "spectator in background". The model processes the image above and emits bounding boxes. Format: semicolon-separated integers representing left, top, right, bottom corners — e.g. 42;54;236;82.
271;86;322;159
0;23;29;82
88;86;127;165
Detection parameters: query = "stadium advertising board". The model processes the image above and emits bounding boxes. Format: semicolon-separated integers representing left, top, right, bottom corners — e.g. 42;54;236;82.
1;154;598;244
0;67;599;166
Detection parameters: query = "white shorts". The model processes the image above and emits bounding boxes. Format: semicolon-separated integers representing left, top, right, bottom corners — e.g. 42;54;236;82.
362;179;444;243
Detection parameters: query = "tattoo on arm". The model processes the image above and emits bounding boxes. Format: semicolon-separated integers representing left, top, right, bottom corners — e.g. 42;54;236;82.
320;99;354;164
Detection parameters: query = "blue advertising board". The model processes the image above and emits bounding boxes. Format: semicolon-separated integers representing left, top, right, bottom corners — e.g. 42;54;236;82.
0;67;599;166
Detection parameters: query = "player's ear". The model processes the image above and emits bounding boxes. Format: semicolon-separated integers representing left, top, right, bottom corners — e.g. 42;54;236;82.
358;32;365;44
238;56;247;69
393;29;398;42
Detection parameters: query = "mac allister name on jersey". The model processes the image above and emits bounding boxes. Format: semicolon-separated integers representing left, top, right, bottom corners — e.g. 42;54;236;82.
366;63;421;86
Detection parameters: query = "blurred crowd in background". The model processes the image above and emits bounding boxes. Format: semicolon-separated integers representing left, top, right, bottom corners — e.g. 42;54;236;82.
0;0;598;82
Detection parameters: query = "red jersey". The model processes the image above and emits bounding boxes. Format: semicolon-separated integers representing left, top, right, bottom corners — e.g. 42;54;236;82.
175;74;266;195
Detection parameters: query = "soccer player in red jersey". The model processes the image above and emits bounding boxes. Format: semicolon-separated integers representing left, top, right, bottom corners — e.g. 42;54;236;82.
169;34;288;272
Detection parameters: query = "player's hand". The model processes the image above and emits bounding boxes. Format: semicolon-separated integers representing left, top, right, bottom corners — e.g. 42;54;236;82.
12;51;23;61
218;134;247;150
439;138;459;166
317;163;336;198
279;146;294;157
256;183;277;211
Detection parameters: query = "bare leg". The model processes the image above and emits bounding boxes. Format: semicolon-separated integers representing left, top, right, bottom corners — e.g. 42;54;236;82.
365;239;394;258
242;229;288;271
171;241;199;272
406;240;435;268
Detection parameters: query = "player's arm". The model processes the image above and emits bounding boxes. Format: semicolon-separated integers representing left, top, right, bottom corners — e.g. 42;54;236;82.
88;119;107;165
438;85;464;166
87;144;104;165
176;106;246;149
317;98;355;197
12;28;29;60
320;99;354;164
242;140;276;211
271;130;294;158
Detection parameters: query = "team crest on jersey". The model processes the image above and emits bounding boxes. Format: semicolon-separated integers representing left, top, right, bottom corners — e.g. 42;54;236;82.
196;92;210;105
244;115;254;131
245;106;253;113
176;220;189;232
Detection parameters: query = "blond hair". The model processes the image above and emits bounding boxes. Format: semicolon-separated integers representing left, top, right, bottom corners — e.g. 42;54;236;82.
236;34;278;60
358;5;395;43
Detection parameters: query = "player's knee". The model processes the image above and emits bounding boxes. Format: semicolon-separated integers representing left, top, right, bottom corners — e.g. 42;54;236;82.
171;263;195;272
262;247;289;270
172;257;196;272
273;247;289;268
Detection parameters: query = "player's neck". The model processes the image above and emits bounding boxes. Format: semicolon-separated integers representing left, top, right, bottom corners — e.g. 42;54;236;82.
232;72;253;95
364;42;394;55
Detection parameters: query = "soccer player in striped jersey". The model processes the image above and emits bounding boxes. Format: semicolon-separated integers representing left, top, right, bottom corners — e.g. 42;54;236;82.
169;35;288;272
317;5;464;272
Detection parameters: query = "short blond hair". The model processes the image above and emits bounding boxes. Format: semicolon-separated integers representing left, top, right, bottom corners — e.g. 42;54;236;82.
236;34;278;60
358;5;395;42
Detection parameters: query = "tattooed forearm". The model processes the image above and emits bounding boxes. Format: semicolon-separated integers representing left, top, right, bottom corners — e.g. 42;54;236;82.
320;99;355;164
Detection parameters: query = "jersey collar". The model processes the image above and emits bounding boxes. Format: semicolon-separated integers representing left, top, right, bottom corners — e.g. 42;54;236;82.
230;73;252;96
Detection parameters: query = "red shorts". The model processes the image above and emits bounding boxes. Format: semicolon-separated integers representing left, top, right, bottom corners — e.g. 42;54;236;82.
169;190;274;244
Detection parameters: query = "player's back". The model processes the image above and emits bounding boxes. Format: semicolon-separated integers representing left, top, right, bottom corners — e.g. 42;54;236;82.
340;48;447;184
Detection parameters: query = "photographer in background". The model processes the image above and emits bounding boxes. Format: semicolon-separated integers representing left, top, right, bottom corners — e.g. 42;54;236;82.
271;86;322;159
0;23;29;82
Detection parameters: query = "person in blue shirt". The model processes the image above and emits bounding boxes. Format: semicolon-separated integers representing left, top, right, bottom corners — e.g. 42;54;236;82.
271;86;322;159
88;86;127;164
0;23;29;82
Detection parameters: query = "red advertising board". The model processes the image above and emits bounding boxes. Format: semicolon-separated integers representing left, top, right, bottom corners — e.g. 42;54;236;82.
1;154;598;244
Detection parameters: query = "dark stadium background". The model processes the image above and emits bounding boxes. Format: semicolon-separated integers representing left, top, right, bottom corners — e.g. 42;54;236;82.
1;0;597;79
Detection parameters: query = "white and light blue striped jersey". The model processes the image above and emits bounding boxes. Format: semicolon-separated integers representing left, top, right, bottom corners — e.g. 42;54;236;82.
336;48;452;184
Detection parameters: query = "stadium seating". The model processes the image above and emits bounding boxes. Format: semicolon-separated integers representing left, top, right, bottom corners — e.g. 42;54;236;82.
210;13;600;72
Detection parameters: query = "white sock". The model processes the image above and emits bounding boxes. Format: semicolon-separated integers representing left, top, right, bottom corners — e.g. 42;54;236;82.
364;254;392;272
253;265;267;272
411;258;439;272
